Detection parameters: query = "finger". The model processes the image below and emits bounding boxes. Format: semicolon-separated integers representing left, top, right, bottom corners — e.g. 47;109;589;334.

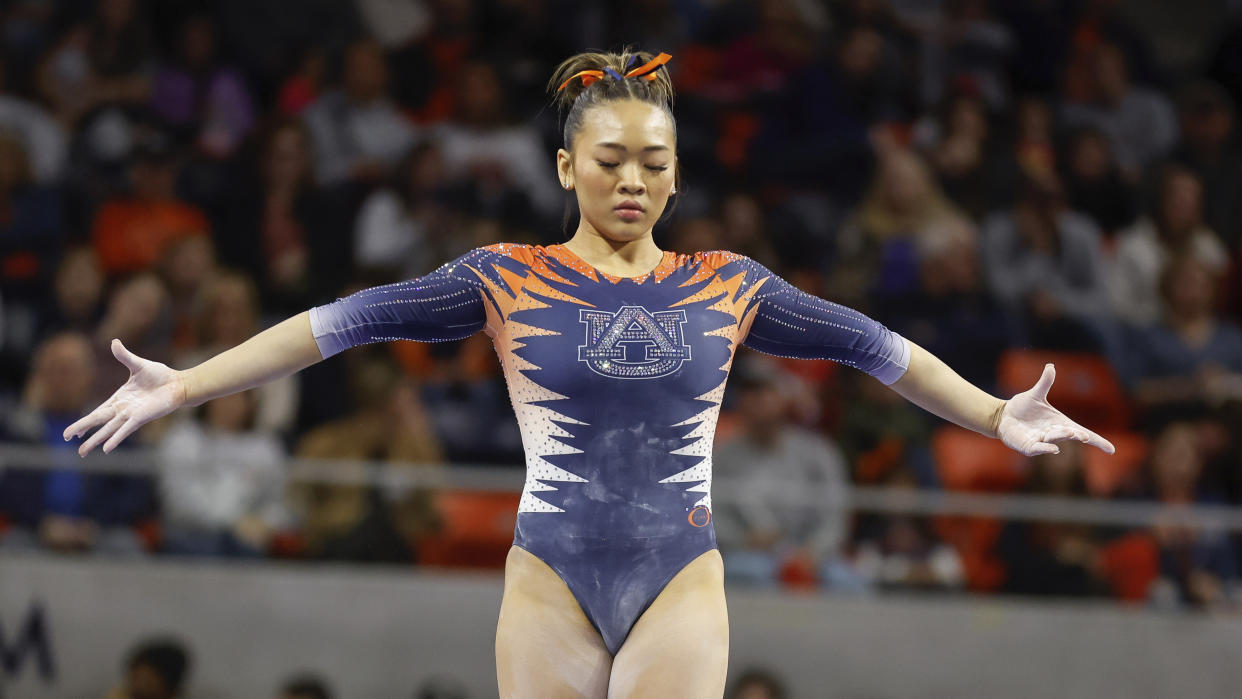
1040;425;1076;443
78;414;126;457
64;403;114;441
1079;427;1115;455
1031;363;1055;401
1025;442;1060;457
102;417;142;454
111;338;144;373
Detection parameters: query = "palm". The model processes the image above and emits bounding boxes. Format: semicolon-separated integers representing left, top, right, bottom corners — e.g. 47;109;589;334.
64;339;186;456
997;363;1115;457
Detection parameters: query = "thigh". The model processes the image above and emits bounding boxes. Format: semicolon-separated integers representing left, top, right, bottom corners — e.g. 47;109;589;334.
607;549;730;699
495;546;612;699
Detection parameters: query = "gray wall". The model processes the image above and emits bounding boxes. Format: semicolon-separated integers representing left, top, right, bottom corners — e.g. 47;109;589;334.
2;554;1240;698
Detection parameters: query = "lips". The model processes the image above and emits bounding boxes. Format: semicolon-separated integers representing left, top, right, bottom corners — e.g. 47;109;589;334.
614;200;645;213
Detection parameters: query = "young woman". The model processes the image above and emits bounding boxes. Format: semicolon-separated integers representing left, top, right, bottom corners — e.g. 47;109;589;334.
66;50;1114;697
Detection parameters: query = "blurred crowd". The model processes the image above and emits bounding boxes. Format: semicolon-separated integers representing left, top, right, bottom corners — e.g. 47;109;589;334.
1;0;1241;611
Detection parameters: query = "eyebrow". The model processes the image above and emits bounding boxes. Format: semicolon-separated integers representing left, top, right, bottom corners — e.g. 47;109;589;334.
595;142;670;152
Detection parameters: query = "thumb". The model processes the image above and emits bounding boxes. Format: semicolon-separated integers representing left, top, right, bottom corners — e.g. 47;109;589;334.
111;339;144;373
1031;363;1056;401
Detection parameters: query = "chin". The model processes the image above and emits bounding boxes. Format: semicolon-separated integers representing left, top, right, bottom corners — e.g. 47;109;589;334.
588;216;652;243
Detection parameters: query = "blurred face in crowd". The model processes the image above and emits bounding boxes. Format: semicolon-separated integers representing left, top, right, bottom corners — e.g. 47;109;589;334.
918;220;979;295
1151;423;1201;501
1093;44;1129;103
105;273;168;340
123;661;174;699
205;391;253;432
405;143;446;198
1181;101;1233;153
456;62;505;127
264;124;312;189
55;247;105;321
946;96;987;143
1158;170;1203;238
160;236;216;298
343;40;389;103
0;132;30;192
98;0;136;31
131;159;177;201
28;333;95;414
178;16;217;70
721;193;763;250
201;274;258;346
670;216;723;254
738;380;788;438
558;99;677;245
1161;256;1216;318
877;150;932;215
1016;97;1052;143
1067;131;1112;181
838;28;883;80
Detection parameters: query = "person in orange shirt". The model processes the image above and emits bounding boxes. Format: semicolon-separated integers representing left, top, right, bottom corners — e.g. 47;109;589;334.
91;136;208;276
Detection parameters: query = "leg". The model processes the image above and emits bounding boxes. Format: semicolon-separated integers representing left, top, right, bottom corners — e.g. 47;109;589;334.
496;546;612;699
607;549;730;698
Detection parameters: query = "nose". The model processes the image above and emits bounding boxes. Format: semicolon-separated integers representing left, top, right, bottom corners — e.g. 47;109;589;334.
618;163;645;195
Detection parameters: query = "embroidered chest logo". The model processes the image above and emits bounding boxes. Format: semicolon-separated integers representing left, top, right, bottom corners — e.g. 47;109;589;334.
578;306;692;379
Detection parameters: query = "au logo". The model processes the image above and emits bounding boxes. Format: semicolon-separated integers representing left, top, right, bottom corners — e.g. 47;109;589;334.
578;306;691;379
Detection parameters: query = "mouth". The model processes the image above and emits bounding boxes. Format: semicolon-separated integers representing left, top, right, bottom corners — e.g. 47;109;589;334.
614;201;645;221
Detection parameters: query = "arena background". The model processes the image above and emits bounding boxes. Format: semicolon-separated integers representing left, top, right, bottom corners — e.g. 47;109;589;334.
1;0;1241;697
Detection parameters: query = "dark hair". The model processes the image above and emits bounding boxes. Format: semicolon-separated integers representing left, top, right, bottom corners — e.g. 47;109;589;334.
728;667;787;699
547;48;676;151
126;637;191;694
547;49;681;231
281;673;334;699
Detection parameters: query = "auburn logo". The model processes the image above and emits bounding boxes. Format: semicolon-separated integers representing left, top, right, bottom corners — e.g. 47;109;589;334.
578;306;691;379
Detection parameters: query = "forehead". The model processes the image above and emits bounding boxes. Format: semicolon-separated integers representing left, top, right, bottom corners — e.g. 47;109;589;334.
576;99;675;150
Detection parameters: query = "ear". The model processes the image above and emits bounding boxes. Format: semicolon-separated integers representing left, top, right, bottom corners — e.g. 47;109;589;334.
556;148;574;190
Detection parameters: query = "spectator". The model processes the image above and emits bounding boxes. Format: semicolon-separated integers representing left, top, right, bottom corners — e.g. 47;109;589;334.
1169;81;1242;248
431;59;559;222
105;636;191;699
916;0;1014;111
38;0;152;162
302;37;417;188
291;356;444;563
1060;42;1177;178
1107;166;1228;328
1060;126;1136;237
1139;422;1239;610
178;271;299;435
880;212;1010;392
0;332;152;554
713;358;858;591
1128;255;1242;420
279;673;333;699
150;13;256;160
217;118;348;314
727;667;788;699
157;389;289;557
921;92;1015;221
0;57;67;183
0;129;63;299
277;47;327;117
90;134;211;277
354;140;452;281
852;466;964;591
996;442;1110;597
92;272;174;395
36;246;105;339
981;174;1114;355
831;148;974;310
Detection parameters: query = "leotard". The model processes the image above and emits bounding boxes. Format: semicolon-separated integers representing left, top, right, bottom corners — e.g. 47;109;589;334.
309;243;910;653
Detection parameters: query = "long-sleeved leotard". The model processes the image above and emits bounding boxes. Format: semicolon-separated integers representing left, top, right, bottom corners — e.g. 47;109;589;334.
310;243;909;654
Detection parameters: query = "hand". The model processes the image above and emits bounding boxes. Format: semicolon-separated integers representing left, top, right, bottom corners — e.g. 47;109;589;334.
997;363;1115;457
63;339;187;456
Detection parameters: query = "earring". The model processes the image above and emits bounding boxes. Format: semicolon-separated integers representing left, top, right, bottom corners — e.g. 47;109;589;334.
671;186;678;194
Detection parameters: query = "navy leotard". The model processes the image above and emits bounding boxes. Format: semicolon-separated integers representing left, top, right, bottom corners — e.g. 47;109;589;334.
309;243;910;654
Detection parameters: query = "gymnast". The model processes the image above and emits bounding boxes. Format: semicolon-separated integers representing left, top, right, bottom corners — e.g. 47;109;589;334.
66;50;1114;698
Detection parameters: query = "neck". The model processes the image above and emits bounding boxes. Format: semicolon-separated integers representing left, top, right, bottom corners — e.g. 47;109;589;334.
563;223;664;277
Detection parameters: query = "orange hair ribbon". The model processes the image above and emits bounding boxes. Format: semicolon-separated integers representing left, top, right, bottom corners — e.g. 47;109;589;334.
557;52;673;92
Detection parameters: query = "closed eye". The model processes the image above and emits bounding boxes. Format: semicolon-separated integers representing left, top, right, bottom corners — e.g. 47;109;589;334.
596;160;619;168
646;165;668;171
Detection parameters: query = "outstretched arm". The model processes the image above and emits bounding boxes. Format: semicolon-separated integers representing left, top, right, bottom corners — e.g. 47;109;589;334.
65;313;323;455
66;247;500;456
730;254;1114;457
890;342;1114;456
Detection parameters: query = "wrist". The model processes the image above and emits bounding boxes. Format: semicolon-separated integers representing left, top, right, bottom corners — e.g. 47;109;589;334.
175;369;196;408
987;398;1008;438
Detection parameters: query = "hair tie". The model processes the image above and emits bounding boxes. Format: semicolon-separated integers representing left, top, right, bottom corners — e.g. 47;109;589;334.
557;52;674;92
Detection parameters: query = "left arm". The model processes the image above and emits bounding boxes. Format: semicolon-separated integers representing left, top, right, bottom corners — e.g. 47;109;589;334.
735;256;1114;457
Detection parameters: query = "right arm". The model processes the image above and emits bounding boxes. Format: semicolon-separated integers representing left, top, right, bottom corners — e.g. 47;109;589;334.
66;248;499;455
